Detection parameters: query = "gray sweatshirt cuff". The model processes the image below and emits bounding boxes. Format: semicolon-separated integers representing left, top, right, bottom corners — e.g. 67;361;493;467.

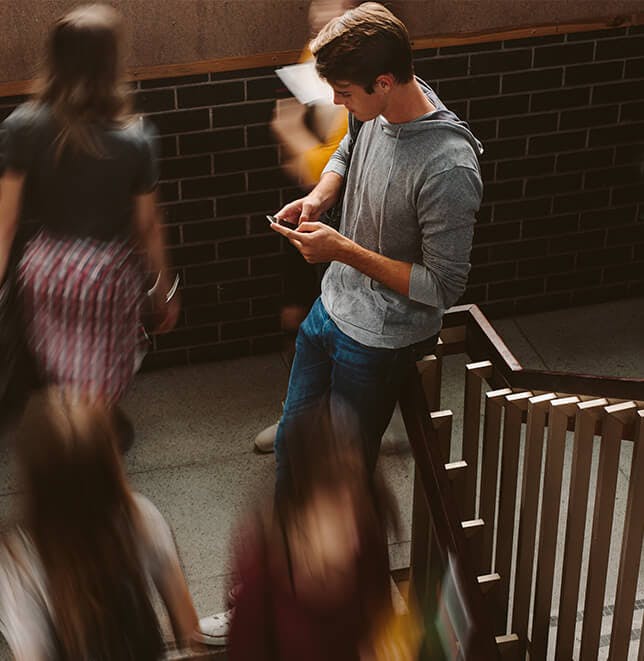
409;262;445;309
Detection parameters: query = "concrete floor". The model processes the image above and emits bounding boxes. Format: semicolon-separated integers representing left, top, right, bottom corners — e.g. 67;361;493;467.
0;297;642;658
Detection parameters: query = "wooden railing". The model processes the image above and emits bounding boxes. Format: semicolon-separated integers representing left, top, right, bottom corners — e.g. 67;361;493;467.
401;304;644;660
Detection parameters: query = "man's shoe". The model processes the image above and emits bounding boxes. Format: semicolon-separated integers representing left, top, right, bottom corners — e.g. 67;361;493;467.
194;609;233;646
253;422;278;454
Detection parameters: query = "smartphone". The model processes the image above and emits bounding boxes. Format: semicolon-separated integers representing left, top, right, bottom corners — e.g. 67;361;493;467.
266;214;298;231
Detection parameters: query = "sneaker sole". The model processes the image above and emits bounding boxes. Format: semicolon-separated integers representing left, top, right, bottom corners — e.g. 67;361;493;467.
253;442;275;454
192;631;228;647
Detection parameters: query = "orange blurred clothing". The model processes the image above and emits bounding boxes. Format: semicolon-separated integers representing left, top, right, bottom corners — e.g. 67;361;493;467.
298;46;348;185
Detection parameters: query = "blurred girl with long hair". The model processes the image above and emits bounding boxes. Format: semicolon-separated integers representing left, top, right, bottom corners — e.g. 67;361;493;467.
221;398;420;660
0;388;198;659
0;4;177;437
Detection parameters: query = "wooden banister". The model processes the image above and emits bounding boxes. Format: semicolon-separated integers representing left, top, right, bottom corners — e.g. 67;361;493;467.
442;305;644;401
403;304;644;660
400;359;501;660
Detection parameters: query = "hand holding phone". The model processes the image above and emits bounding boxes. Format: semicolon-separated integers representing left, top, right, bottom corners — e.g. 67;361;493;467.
267;214;298;231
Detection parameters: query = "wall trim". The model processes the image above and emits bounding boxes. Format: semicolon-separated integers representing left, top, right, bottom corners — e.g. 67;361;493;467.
1;14;642;98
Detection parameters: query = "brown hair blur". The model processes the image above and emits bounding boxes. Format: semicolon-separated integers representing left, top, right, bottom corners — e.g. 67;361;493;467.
310;1;414;92
15;388;162;659
278;396;400;560
36;3;132;158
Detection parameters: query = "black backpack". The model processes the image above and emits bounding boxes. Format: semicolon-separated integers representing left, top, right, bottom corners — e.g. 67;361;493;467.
320;113;363;230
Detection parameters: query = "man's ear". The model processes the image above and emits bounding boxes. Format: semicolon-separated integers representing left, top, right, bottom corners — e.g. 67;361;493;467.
374;73;395;92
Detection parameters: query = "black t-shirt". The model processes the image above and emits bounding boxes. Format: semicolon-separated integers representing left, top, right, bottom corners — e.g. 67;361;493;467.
1;102;158;242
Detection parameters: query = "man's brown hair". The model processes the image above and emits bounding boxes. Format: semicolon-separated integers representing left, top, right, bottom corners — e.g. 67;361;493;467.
310;2;414;92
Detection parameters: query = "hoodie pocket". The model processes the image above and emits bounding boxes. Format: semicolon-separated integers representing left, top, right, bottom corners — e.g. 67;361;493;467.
370;278;424;333
327;265;386;334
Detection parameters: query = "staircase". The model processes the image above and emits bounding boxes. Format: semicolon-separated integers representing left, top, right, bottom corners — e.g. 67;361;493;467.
401;304;644;660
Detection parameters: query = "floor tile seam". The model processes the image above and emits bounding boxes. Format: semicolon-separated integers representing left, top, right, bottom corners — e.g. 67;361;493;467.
124;452;273;477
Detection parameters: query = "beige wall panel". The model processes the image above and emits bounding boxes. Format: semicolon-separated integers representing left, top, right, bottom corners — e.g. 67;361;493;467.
0;0;642;84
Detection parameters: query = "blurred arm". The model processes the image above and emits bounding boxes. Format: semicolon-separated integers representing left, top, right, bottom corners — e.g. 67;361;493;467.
137;495;200;649
133;191;169;288
155;558;200;649
0;171;25;282
133;191;179;332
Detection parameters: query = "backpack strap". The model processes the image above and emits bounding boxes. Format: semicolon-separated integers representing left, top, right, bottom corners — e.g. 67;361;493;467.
347;112;363;154
320;113;362;230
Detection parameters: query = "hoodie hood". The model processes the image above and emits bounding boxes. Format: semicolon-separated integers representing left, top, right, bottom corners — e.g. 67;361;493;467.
378;77;484;157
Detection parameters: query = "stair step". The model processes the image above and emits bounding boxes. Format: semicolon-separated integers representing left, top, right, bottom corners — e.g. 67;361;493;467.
461;518;484;536
477;572;500;593
496;633;520;658
445;460;467;478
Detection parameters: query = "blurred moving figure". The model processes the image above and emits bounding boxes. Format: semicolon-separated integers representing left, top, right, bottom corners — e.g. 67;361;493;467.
0;5;178;443
0;388;198;659
271;0;355;191
223;400;420;660
253;0;356;455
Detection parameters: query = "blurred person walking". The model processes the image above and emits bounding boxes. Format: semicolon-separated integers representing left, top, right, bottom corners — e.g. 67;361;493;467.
217;400;420;659
0;388;199;659
0;4;178;446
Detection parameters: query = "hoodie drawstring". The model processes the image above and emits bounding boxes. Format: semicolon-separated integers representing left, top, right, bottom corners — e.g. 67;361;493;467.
378;126;402;254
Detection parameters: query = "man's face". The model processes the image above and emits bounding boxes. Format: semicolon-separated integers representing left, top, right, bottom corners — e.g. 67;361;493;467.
330;80;385;121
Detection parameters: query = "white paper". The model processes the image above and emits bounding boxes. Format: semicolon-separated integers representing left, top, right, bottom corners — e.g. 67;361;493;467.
275;62;334;105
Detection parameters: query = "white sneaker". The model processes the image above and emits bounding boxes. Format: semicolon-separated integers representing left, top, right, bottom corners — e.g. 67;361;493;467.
253;422;279;454
194;609;233;646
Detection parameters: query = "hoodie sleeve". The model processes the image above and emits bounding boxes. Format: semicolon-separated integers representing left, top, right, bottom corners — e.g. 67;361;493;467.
409;165;482;309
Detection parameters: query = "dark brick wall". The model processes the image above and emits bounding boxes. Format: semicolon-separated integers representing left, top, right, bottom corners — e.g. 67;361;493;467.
1;26;643;369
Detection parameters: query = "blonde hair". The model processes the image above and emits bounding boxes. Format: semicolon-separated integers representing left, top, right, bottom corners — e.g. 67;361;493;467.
310;2;413;91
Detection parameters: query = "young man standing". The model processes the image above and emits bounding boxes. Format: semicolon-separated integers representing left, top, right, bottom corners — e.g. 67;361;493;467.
198;1;483;646
269;2;483;478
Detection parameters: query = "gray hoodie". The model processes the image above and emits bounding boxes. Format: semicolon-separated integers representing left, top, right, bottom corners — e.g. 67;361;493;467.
320;78;483;349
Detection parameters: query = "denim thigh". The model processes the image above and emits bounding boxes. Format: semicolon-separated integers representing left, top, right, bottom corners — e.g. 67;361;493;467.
275;298;417;480
274;298;333;483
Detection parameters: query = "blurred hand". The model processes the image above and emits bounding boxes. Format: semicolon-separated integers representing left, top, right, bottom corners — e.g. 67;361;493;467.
274;97;307;123
270;221;352;264
153;286;181;334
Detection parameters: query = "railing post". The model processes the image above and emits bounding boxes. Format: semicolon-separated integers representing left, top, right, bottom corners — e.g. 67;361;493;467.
580;401;638;660
409;354;445;615
418;353;443;417
555;398;607;659
479;387;512;575
512;393;556;654
462;361;493;520
495;390;532;636
609;409;644;659
531;396;579;660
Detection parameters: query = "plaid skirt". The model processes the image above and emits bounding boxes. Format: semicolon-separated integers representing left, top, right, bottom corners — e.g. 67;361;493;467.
18;231;143;405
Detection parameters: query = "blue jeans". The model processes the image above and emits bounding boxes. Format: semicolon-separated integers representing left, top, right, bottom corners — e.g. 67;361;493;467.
275;297;437;484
